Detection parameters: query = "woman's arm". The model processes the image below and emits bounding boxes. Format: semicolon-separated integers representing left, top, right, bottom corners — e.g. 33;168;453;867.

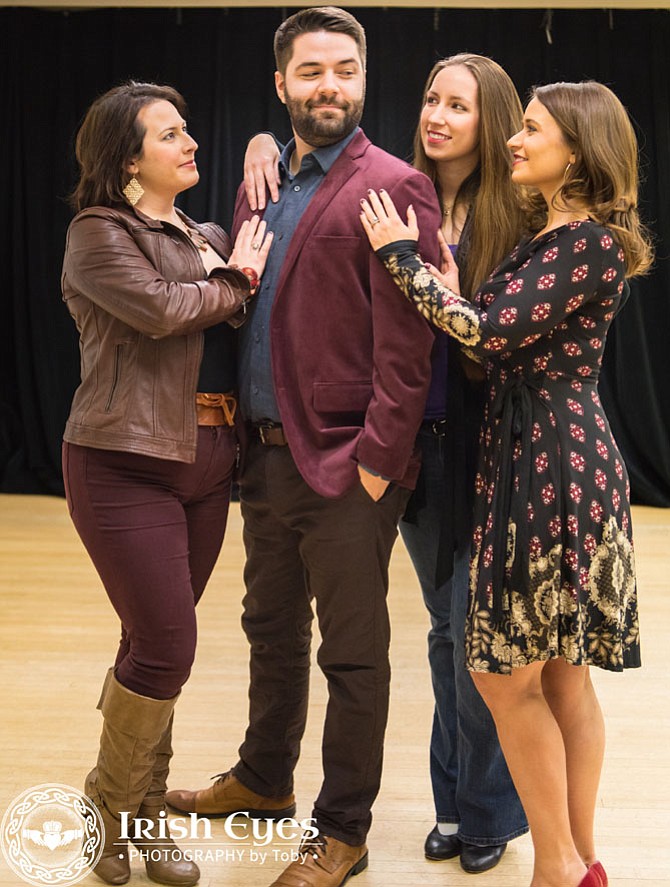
378;242;484;347
360;190;623;357
63;213;272;339
243;133;282;211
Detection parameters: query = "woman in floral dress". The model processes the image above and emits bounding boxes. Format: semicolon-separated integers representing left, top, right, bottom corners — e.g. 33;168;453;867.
360;81;652;887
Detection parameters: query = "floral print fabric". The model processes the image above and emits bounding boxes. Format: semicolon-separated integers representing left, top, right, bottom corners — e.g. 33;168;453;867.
380;221;640;673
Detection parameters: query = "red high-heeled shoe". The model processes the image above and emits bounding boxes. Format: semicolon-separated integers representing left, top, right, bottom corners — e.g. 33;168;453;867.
578;867;601;887
578;862;607;887
589;861;608;886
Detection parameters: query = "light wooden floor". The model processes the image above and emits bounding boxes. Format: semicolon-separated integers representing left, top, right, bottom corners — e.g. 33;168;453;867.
0;495;668;886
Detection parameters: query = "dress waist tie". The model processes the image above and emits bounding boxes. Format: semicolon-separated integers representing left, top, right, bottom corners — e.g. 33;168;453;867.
488;374;544;623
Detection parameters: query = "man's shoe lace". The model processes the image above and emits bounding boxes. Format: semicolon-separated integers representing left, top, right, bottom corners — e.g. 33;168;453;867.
299;833;329;860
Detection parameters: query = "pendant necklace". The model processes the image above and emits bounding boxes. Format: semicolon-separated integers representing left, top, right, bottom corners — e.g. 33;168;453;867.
185;227;208;251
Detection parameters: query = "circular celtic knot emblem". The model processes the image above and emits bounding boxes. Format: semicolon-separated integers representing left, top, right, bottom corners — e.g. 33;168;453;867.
1;783;104;886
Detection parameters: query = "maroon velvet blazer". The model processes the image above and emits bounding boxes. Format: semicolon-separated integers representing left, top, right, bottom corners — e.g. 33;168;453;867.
233;129;441;498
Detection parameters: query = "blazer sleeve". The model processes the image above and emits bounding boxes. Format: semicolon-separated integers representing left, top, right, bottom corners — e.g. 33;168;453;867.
62;212;251;339
355;171;440;480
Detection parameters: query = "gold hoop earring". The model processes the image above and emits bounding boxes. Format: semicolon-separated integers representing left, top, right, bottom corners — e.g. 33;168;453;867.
123;176;144;206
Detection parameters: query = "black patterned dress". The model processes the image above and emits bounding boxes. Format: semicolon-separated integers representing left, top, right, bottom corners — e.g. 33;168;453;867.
378;220;640;674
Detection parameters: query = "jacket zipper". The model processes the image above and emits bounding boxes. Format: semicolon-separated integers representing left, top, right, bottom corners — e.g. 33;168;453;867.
104;344;123;412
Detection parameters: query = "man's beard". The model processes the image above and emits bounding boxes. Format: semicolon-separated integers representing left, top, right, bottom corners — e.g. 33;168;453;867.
285;89;365;148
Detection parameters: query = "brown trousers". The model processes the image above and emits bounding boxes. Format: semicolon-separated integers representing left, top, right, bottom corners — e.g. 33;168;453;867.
232;441;410;845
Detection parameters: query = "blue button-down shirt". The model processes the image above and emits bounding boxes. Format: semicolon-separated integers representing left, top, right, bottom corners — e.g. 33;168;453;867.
238;130;358;423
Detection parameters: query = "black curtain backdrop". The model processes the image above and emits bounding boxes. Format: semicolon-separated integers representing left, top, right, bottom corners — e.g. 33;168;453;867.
1;6;668;504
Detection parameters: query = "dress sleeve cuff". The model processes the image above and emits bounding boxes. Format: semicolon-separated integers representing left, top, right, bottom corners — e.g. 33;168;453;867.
375;240;419;264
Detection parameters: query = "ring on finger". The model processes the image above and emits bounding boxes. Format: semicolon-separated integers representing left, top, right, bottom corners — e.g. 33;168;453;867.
370;216;380;227
251;242;260;250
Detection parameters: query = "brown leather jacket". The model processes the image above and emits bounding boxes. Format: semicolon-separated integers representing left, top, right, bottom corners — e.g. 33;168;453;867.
62;204;250;462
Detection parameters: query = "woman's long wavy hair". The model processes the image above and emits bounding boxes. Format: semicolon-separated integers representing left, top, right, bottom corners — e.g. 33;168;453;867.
412;54;526;300
70;81;188;212
524;81;653;277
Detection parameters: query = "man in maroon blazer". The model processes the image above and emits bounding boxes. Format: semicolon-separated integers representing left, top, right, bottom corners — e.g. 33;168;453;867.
167;8;441;885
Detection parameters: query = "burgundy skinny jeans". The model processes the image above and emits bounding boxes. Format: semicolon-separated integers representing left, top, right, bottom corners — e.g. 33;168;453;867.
62;426;237;699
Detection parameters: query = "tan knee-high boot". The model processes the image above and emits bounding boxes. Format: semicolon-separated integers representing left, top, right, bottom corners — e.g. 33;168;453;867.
85;671;177;885
131;713;200;886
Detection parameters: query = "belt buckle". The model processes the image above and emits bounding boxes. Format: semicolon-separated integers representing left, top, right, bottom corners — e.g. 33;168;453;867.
431;419;448;436
258;424;272;445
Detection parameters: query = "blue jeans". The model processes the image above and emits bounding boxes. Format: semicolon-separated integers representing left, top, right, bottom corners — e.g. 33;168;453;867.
399;427;528;846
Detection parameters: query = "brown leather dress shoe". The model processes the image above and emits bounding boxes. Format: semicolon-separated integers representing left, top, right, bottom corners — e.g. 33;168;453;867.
165;770;296;819
269;834;368;887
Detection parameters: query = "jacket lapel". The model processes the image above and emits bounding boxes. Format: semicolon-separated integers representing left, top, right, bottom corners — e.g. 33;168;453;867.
274;130;370;295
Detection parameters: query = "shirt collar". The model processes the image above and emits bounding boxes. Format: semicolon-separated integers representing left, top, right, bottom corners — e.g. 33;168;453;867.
279;127;360;178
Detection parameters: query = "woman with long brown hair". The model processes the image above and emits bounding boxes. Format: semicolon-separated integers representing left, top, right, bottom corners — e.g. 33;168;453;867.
392;55;528;873
361;79;653;887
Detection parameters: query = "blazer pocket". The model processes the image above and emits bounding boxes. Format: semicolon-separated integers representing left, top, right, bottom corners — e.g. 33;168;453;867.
313;381;372;414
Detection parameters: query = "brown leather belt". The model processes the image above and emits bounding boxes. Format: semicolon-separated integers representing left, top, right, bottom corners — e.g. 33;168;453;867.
196;393;237;427
254;423;288;446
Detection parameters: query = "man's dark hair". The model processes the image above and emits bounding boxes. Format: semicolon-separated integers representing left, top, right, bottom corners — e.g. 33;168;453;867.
274;6;367;75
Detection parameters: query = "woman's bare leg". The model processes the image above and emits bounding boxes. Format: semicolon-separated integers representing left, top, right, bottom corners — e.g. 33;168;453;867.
472;662;587;887
541;659;605;865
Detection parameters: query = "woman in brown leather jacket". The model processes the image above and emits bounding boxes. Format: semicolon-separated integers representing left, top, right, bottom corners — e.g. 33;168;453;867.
61;81;272;887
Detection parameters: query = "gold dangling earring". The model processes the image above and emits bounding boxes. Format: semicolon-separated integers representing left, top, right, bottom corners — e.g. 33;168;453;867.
563;161;573;183
123;176;144;206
